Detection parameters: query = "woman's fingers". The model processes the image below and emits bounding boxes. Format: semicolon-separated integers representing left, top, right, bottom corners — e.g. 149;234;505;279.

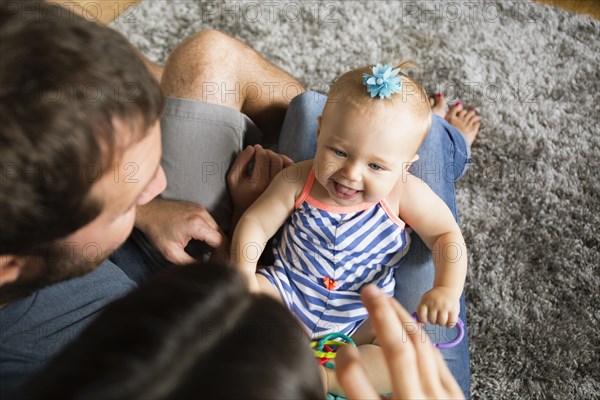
335;345;380;400
361;285;465;400
433;342;465;397
361;285;421;397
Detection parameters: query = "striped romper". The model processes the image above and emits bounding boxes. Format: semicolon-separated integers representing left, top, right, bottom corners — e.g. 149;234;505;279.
258;170;411;339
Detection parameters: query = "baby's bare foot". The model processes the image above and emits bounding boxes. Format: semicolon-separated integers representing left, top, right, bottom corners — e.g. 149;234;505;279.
429;93;447;117
445;101;480;146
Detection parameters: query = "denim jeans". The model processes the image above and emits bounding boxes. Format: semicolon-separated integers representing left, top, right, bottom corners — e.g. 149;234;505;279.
278;91;471;398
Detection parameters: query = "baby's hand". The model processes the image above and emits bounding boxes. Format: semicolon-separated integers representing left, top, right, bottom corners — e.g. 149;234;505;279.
417;287;460;327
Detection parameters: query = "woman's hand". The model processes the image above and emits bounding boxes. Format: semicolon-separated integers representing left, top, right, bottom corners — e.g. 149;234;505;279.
335;285;464;400
135;198;227;265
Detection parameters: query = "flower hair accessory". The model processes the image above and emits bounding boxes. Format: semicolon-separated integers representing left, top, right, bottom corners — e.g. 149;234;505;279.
362;63;402;99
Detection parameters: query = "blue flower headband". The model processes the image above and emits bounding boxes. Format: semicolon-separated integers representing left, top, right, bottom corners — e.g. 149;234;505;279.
362;63;402;99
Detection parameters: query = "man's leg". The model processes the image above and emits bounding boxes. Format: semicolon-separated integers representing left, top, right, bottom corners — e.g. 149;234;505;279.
158;29;305;231
278;97;471;398
161;29;305;144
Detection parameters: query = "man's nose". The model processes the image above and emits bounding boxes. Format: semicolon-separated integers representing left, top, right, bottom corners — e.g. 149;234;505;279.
139;166;167;206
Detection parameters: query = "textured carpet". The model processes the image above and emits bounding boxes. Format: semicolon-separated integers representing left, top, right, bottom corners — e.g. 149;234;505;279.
111;1;600;398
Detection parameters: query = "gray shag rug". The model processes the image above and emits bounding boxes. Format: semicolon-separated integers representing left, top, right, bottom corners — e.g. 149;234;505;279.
111;1;600;398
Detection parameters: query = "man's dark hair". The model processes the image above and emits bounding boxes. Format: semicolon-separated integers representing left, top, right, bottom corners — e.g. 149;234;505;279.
20;262;325;399
0;1;164;256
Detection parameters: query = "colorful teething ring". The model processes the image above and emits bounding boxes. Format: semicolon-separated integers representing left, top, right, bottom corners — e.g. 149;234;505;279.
311;333;356;369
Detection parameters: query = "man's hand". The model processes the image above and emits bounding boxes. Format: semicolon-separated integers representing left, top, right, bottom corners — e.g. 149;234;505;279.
417;286;461;327
336;285;464;400
135;198;227;265
228;145;293;226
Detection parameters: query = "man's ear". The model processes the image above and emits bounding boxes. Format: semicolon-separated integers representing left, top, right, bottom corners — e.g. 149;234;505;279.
0;255;25;286
404;154;420;171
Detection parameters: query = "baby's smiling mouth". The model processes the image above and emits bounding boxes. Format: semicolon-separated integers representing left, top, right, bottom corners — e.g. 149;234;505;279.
333;180;362;199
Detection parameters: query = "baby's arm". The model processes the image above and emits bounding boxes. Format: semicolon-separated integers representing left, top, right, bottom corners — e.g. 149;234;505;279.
230;164;305;291
398;175;467;327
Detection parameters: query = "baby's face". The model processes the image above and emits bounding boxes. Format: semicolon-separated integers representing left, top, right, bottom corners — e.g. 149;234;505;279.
313;100;423;206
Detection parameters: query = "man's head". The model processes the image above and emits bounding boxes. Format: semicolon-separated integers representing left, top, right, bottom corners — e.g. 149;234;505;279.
0;2;166;303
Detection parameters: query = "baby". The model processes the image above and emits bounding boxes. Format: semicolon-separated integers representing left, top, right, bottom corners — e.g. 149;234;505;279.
232;62;470;392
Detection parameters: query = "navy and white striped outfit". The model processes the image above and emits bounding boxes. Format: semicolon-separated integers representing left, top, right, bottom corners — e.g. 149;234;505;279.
258;170;411;339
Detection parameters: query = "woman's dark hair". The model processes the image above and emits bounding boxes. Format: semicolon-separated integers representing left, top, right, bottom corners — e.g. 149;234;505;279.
19;263;324;399
0;1;164;254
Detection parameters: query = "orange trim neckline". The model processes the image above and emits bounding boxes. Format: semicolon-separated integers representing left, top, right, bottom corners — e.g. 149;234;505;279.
295;170;379;215
294;170;406;228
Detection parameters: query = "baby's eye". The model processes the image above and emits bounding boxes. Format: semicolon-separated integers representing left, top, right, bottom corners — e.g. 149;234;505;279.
368;163;383;171
334;149;347;157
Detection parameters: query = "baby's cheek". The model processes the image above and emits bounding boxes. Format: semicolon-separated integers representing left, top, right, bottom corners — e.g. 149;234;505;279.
320;159;340;178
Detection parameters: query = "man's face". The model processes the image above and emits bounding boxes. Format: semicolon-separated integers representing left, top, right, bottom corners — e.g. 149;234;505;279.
62;118;166;265
1;118;166;301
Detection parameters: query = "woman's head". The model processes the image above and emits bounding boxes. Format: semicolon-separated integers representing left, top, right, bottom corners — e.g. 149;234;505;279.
20;263;324;399
313;61;431;206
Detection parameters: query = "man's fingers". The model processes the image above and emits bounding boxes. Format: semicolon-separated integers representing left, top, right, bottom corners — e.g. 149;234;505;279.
199;229;225;250
163;245;197;265
251;145;269;182
267;151;283;179
281;154;294;168
190;222;225;249
229;145;255;185
229;145;293;188
193;207;219;230
335;345;380;400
